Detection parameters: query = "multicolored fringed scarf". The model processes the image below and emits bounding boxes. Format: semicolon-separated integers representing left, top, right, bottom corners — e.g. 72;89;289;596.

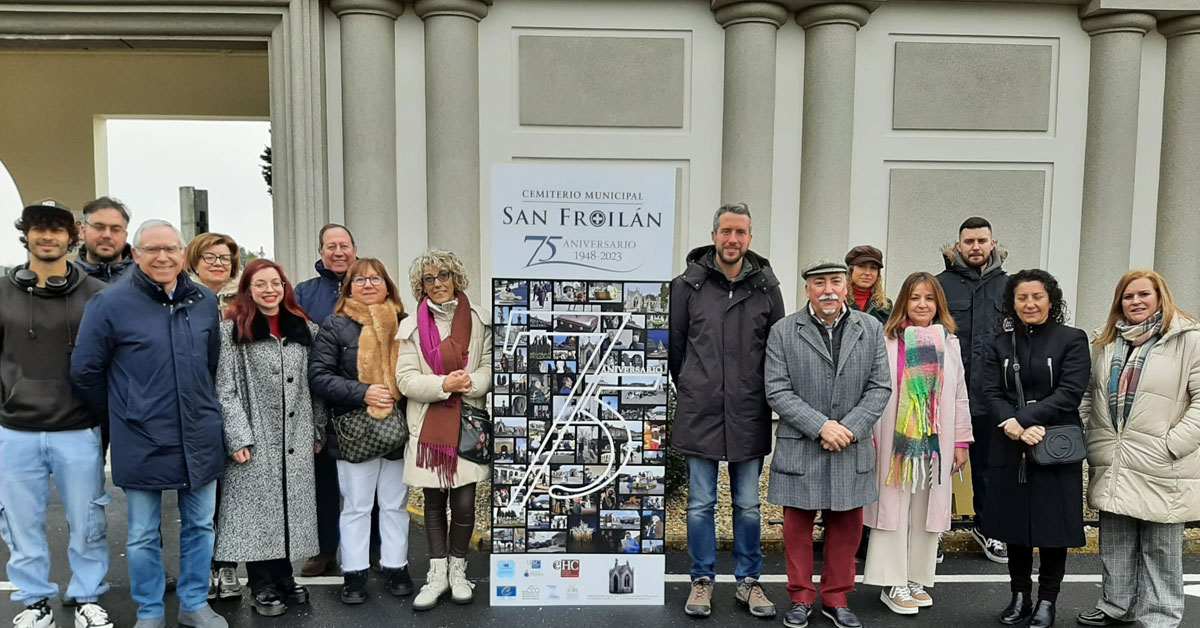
1108;308;1163;431
416;292;473;487
887;324;947;491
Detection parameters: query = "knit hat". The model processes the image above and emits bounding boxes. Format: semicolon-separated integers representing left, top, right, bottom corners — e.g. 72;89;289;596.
801;259;849;279
845;245;884;268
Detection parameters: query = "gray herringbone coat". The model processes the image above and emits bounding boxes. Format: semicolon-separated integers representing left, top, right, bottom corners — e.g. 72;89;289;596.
765;308;891;512
213;314;326;562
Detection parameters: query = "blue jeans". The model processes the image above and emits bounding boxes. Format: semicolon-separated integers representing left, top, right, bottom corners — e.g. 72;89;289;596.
686;456;764;582
125;481;216;619
0;426;110;605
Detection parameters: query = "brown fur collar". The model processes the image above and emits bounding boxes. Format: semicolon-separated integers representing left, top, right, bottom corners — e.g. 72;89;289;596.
342;299;404;418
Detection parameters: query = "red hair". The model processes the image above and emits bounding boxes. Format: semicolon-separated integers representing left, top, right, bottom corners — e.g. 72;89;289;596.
224;258;309;342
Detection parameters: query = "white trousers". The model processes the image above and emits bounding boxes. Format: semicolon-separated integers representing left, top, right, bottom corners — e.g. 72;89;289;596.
336;457;410;572
863;485;939;588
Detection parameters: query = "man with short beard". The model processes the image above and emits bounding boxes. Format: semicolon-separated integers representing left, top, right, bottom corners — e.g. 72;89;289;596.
766;260;891;628
669;203;784;619
0;201;111;628
935;216;1009;564
74;196;134;283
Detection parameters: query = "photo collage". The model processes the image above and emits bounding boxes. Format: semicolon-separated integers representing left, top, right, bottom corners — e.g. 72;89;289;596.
490;278;670;556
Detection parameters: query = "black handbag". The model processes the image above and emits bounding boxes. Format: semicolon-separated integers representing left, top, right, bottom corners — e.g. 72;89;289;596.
1010;332;1087;468
458;401;492;465
333;406;408;464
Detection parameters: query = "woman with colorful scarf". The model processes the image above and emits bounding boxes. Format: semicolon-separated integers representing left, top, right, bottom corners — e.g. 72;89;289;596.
863;272;972;616
981;269;1090;628
396;249;493;611
1077;270;1200;628
308;258;412;605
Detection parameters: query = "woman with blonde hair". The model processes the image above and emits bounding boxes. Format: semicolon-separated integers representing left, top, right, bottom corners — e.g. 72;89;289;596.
1077;270;1200;628
845;245;892;324
863;272;972;616
396;249;492;611
185;232;241;311
308;258;412;604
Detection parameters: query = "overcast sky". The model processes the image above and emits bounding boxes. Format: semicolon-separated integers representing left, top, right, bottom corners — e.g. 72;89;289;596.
0;118;273;267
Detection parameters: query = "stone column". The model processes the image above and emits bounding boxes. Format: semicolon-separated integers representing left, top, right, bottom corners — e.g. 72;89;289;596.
1076;12;1156;329
416;0;490;296
329;0;404;273
1154;15;1200;313
713;1;788;253
794;4;869;296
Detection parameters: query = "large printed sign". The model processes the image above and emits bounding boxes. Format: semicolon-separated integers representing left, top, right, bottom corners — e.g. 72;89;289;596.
489;164;675;606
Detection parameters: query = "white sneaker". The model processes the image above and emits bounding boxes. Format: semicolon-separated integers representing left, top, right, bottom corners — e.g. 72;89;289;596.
13;601;56;628
74;604;112;628
906;582;933;608
881;585;920;615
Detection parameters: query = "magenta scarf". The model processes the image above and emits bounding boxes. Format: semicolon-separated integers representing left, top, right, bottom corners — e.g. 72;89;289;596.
415;293;472;486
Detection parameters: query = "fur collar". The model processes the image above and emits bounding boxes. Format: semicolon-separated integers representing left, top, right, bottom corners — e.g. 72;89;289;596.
232;308;313;345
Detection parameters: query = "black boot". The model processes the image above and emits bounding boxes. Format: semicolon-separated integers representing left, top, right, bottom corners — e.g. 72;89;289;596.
387;565;414;596
1027;600;1055;628
275;578;310;606
341;569;368;605
252;587;288;617
999;592;1033;625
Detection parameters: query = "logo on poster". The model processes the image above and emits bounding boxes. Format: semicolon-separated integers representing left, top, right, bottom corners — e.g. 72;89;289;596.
496;586;516;598
547;585;560;600
523;586;541;600
566;585;580;600
554;559;581;578
497;561;516;579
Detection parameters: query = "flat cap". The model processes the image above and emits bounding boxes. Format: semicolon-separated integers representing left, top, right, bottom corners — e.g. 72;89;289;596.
801;259;849;279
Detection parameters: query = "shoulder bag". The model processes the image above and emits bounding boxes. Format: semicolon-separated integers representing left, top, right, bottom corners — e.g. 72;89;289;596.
333;405;408;464
458;401;492;466
1010;331;1087;466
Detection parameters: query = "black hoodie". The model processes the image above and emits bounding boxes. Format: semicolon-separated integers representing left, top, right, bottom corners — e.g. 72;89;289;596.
0;263;107;431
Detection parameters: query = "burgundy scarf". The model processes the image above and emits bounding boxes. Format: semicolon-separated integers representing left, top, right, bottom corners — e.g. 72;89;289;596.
416;292;472;486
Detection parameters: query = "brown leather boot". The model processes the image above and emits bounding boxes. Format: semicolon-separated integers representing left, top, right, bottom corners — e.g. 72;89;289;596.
300;554;337;577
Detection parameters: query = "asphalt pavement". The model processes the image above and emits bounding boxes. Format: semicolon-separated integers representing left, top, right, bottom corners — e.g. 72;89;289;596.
2;484;1197;627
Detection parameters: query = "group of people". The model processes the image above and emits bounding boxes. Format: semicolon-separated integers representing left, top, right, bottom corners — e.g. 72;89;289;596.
670;205;1198;628
1;198;492;628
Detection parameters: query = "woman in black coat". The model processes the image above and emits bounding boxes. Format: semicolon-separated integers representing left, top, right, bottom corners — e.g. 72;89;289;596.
981;269;1090;628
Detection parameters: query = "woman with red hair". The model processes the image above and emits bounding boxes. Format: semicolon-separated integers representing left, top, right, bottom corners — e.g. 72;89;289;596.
212;259;326;618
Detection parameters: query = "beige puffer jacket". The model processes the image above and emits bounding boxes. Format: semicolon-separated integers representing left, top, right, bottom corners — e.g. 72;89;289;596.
1082;316;1200;523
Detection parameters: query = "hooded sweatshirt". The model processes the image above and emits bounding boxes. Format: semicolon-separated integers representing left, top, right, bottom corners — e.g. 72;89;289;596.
0;263;107;431
73;244;134;284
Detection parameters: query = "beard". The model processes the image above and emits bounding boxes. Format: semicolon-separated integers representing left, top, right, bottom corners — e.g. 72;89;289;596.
30;246;67;263
86;242;121;264
718;247;745;265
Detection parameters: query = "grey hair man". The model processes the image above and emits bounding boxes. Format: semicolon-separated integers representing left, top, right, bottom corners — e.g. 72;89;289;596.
669;203;784;619
766;259;891;628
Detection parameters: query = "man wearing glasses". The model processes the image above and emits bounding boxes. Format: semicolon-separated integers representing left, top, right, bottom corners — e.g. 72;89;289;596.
74;197;134;283
71;219;228;628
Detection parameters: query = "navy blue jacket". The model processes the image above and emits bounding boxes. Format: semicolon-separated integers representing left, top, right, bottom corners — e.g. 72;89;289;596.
70;267;225;491
294;261;344;328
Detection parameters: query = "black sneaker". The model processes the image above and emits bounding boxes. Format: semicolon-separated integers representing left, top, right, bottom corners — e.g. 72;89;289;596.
275;579;309;606
970;526;1008;564
341;569;368;605
12;599;54;628
251;587;288;617
387;566;414;597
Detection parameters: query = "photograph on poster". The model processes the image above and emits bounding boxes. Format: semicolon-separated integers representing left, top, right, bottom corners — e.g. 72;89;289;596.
554;312;599;333
496;418;527;438
644;496;665;510
531;493;551;510
530;280;552;310
530;377;550;403
576;426;600;464
494;374;511;394
537;360;577;375
552;336;577;360
551;465;585;485
621;376;666;405
512;397;528;415
551;515;568;530
618;495;643;510
556;374;577;395
495;438;516;463
494;395;511;416
600;487;618;510
494;528;527;554
644;422;666;451
646;330;668;359
529;335;553;360
587;281;622;303
528;531;567;553
642;540;665;554
642;512;666;539
568;517;598;552
529;312;553;330
550;435;577;464
494;506;525;527
618;466;665;495
495;305;515;325
510;374;528;395
642;450;665;462
623;282;669;313
529;510;552;530
553;281;587;303
601;510;641;530
648;314;668;329
498;347;527;373
495;469;523;490
494;279;529;306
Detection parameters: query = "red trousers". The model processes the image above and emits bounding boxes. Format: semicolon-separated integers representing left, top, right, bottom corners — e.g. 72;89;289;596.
783;506;863;607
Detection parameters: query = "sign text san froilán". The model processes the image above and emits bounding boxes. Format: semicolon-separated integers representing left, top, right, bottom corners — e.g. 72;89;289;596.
501;189;664;229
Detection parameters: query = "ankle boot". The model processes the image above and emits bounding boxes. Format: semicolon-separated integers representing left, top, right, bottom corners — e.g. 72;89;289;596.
340;570;368;605
413;558;449;611
999;592;1033;625
448;556;475;604
1027;600;1056;628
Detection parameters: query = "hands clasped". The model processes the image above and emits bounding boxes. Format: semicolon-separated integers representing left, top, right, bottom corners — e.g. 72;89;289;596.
820;420;855;452
442;369;473;395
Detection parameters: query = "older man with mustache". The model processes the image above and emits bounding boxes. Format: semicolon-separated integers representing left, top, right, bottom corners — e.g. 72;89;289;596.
765;260;891;628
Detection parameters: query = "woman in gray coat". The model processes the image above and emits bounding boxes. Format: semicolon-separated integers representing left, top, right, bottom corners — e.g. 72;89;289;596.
214;259;325;617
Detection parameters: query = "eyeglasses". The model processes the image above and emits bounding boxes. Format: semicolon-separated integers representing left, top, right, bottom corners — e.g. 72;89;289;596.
137;245;182;256
87;223;125;235
251;280;285;291
352;276;384;287
201;253;233;266
421;270;453;286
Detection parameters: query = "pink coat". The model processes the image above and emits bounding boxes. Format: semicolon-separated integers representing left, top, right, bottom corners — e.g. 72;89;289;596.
863;334;973;533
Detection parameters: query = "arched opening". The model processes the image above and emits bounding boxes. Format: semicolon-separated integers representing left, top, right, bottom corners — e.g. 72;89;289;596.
0;159;24;268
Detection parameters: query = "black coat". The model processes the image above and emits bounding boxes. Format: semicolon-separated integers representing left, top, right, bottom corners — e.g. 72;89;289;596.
668;246;785;462
308;312;405;460
980;320;1090;548
936;246;1008;417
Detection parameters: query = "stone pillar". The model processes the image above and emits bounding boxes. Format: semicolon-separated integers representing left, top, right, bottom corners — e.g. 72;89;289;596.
1076;12;1155;329
1154;15;1200;313
416;0;490;297
713;1;788;253
329;0;404;273
795;4;869;297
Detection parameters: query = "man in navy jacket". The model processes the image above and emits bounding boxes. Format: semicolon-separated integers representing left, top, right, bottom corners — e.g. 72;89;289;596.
71;219;228;628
